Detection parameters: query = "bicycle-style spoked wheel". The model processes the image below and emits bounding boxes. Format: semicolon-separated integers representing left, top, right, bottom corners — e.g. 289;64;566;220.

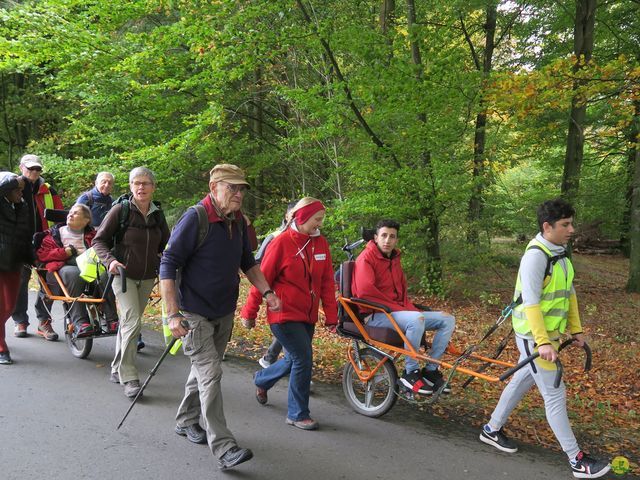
342;348;398;417
64;306;93;359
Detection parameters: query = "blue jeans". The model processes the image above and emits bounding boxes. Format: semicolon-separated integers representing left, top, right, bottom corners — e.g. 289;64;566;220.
255;322;315;421
368;310;455;373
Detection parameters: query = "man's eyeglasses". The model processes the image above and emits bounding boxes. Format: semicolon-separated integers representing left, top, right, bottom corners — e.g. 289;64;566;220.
27;166;42;172
222;182;247;194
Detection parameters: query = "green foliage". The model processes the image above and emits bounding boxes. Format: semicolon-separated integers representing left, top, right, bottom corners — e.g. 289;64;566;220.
1;0;639;295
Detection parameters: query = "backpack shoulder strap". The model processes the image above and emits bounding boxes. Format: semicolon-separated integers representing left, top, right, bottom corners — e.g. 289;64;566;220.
84;190;94;207
526;244;567;278
113;195;131;245
191;204;209;251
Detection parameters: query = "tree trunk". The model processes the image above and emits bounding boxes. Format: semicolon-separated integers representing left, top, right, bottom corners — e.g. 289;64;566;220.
406;0;442;289
626;98;640;292
379;0;395;34
467;3;497;246
620;97;640;257
561;0;596;203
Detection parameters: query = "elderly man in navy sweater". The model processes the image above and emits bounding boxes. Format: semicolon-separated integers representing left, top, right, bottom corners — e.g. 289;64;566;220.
160;164;280;471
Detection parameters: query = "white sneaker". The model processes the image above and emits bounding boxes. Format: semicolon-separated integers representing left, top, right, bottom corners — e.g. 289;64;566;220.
258;356;272;369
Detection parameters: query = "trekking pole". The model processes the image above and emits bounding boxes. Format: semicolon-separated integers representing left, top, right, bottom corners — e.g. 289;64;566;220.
116;320;189;430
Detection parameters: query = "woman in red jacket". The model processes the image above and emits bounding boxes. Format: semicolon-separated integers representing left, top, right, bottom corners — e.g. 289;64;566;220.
241;197;337;430
37;204;117;337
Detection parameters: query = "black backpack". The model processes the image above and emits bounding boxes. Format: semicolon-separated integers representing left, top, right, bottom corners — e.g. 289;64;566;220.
112;194;167;247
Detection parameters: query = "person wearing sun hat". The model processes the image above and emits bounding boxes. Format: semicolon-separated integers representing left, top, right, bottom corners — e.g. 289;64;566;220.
12;154;63;341
241;196;338;431
161;163;280;470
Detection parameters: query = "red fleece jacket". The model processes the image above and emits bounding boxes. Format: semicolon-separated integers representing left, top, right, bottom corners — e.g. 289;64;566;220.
351;240;418;313
241;227;338;326
37;225;96;272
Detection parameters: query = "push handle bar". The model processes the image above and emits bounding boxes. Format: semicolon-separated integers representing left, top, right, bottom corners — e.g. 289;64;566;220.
499;338;591;388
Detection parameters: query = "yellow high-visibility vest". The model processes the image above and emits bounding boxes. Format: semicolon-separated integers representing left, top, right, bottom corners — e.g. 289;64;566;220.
512;239;574;335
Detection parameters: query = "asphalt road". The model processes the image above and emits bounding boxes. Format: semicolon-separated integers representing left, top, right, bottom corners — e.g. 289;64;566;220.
0;298;622;480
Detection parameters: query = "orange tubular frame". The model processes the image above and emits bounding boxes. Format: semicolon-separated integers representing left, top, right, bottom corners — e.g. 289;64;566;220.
36;269;107;305
339;296;517;384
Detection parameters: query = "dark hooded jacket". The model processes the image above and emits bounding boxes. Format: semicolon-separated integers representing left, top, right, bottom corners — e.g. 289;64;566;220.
0;173;34;271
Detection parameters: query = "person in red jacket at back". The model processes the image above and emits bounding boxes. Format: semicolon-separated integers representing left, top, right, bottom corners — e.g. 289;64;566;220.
351;219;455;395
241;197;337;431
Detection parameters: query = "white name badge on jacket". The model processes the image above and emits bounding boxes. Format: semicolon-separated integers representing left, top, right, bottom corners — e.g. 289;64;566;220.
314;253;326;261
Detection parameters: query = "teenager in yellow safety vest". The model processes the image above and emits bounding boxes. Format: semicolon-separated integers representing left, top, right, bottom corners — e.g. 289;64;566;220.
479;198;610;480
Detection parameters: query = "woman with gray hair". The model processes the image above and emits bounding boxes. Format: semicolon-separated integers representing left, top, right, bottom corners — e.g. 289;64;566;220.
93;167;170;398
36;204;118;337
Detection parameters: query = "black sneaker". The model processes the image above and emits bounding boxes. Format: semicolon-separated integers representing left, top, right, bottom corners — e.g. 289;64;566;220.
422;368;451;394
137;334;145;351
0;351;13;365
218;446;253;470
570;451;610;479
479;425;518;453
400;369;433;394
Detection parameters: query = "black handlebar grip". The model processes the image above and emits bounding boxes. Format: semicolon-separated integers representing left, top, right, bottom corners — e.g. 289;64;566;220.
117;266;126;293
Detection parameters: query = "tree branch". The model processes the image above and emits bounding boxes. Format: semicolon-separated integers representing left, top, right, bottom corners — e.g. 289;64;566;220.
295;0;401;168
459;15;481;71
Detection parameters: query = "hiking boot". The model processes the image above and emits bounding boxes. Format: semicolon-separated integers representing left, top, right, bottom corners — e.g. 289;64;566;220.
400;369;433;394
37;320;58;341
570;451;611;479
256;386;268;405
258;356;272;368
218;446;253;470
0;351;13;365
286;417;319;430
175;423;207;444
422;368;451;394
123;380;142;398
110;371;120;384
14;323;28;338
479;425;518;453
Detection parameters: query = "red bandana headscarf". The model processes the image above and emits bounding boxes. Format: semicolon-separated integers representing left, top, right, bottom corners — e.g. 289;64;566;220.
293;201;325;226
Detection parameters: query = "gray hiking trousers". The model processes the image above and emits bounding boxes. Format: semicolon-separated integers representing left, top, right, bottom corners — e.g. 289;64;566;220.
488;336;580;460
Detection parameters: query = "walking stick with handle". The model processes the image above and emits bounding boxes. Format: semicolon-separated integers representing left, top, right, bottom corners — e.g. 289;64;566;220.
116;319;189;430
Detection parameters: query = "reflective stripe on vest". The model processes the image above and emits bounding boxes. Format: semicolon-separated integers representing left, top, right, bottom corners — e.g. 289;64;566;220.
43;183;55;228
512;239;574;336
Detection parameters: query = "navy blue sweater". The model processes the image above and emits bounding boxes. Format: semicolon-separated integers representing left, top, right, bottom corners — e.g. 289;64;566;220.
159;197;256;319
77;187;113;227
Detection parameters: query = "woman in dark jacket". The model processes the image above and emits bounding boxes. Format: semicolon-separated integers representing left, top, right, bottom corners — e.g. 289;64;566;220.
93;167;170;398
0;172;32;365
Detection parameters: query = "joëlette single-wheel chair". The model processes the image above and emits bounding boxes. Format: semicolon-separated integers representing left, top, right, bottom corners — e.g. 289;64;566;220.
34;208;126;359
336;229;592;418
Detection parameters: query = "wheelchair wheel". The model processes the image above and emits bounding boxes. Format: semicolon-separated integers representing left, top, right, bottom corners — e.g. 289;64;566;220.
342;348;398;417
63;308;93;359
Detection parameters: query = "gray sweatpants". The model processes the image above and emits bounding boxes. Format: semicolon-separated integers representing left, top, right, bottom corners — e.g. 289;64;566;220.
175;311;237;459
488;336;580;460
